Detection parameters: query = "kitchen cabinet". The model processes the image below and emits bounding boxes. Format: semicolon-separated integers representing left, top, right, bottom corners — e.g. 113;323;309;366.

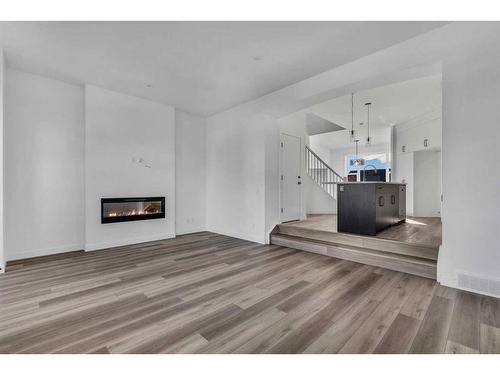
396;118;441;154
337;182;406;236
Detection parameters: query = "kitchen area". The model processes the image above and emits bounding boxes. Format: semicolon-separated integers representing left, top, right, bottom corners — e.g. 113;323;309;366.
272;73;442;278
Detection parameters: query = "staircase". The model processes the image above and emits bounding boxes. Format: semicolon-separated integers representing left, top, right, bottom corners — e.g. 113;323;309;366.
305;145;345;199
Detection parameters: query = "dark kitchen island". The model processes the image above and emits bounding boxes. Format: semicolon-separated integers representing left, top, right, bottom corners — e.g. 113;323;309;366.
337;182;406;236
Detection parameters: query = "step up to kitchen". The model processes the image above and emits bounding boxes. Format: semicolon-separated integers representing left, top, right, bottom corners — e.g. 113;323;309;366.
270;228;437;280
276;224;439;260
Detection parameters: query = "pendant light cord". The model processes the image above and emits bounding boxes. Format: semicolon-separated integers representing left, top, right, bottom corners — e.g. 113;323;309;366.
367;104;370;140
351;93;354;138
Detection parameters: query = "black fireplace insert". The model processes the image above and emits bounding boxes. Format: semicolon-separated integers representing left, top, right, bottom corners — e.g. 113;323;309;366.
101;197;165;224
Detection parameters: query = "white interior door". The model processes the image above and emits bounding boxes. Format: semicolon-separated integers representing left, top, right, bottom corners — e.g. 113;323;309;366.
413;149;441;217
280;133;301;222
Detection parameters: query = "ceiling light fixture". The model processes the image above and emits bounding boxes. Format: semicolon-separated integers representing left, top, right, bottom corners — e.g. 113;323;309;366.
365;102;372;146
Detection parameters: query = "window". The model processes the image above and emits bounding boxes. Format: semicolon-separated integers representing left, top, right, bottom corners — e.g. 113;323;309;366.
346;153;390;181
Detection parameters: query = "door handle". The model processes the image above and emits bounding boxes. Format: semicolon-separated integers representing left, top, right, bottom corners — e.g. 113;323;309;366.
391;195;395;205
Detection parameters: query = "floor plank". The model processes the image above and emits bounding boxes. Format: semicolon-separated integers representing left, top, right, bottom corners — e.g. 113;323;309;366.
447;291;481;351
374;313;421;354
479;323;500;353
409;295;455;353
445;340;479;354
339;275;419;353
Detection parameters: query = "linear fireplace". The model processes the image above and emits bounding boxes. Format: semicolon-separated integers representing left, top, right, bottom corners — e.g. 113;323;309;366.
101;197;165;224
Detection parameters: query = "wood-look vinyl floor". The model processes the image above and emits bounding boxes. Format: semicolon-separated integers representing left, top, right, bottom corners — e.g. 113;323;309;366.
0;232;498;354
283;214;442;248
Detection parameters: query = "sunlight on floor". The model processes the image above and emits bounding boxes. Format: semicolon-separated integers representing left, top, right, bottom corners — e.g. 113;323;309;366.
406;218;427;226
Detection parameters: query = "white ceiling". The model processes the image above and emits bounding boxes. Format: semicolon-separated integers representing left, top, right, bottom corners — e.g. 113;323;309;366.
307;74;442;149
0;21;447;116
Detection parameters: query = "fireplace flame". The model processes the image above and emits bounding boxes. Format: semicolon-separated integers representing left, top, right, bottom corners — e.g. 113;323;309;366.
106;209;160;217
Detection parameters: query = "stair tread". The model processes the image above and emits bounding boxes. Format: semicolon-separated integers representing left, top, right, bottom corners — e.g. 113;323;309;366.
276;224;438;262
277;224;439;250
271;233;436;266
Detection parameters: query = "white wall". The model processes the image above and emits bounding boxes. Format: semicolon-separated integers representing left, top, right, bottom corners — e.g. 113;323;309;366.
392;110;442;218
306;179;336;214
0;50;5;271
393;152;414;215
4;69;85;261
175;110;206;235
437;51;500;296
85;85;175;251
264;115;281;241
3;73;202;259
308;142;330;163
328;148;347;177
393;117;442;217
395;117;442;154
206;110;268;243
413;150;441;217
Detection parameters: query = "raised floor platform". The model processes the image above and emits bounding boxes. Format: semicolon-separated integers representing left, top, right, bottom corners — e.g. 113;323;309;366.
271;215;441;279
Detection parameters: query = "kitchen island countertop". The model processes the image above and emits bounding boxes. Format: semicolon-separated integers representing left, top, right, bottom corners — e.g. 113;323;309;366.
337;181;406;185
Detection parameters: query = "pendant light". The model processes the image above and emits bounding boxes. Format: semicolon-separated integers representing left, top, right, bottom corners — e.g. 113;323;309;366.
350;139;363;167
349;93;355;142
365;102;372;146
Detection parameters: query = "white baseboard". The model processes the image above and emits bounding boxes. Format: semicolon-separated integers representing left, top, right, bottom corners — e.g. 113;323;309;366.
306;210;337;215
175;227;207;236
0;262;5;274
6;243;84;262
206;227;264;244
84;233;176;251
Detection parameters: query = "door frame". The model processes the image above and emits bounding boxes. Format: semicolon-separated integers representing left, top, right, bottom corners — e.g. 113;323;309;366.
278;132;303;223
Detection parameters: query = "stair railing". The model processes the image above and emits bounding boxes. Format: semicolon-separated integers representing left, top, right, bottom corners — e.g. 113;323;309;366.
305;145;345;198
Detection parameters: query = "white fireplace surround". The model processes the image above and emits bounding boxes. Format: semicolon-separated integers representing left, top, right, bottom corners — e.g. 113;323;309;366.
84;85;176;251
3;70;206;261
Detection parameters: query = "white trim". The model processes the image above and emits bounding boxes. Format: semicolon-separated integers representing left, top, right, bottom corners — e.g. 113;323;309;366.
306;210;337;215
206;228;263;244
175;227;207;236
84;233;175;251
0;263;5;273
6;243;83;262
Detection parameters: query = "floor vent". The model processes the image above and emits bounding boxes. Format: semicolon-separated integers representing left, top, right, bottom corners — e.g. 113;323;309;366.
457;271;500;298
